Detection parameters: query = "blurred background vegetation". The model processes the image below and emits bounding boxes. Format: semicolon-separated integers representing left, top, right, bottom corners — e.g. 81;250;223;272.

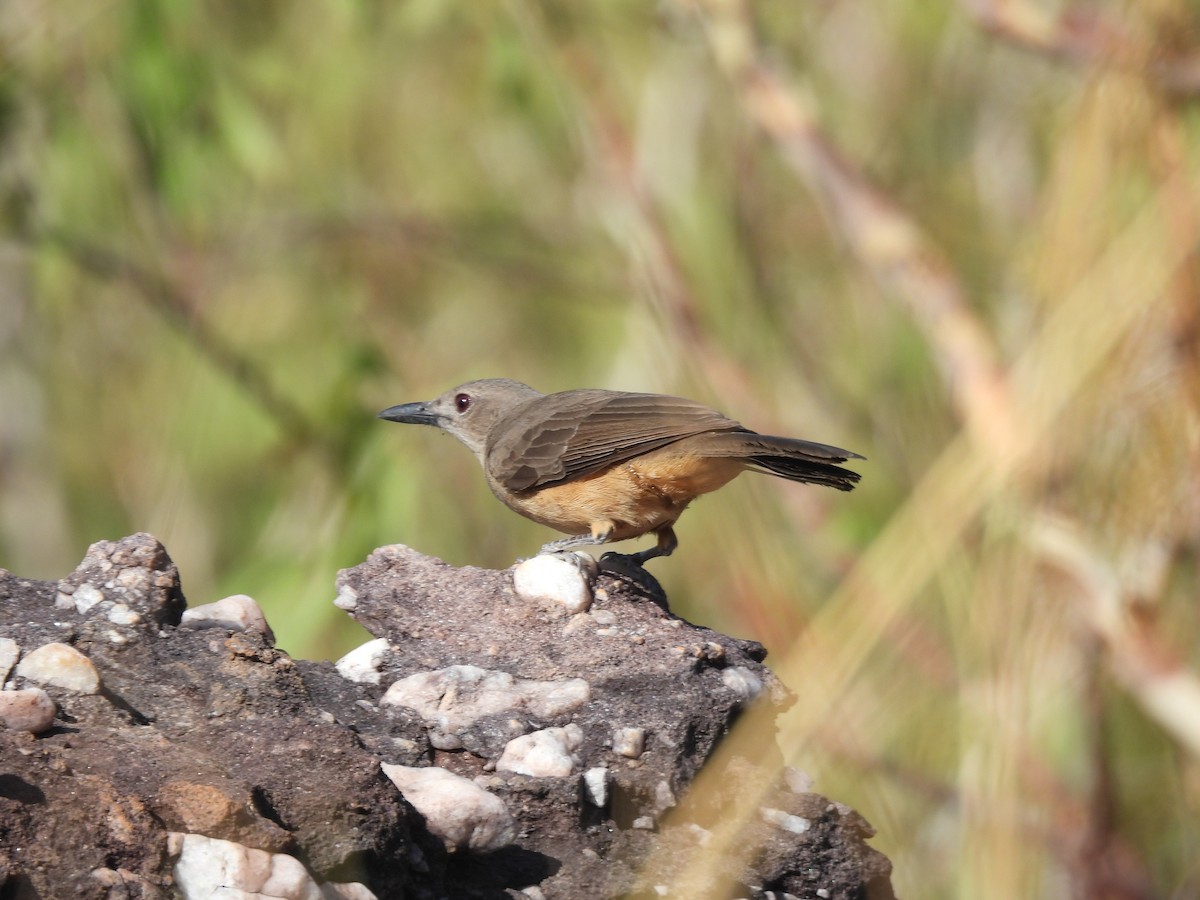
2;0;1199;897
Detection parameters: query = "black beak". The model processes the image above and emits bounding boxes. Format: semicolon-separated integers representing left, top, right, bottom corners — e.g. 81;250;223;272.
378;401;442;426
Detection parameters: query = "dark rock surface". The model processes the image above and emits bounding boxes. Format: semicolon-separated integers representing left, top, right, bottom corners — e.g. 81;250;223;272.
0;534;895;899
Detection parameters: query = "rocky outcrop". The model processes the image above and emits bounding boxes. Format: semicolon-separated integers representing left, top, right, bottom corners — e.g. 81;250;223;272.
0;533;894;899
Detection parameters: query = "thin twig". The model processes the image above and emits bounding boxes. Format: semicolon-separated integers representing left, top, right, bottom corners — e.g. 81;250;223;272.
1033;515;1200;759
959;0;1200;98
678;0;1027;463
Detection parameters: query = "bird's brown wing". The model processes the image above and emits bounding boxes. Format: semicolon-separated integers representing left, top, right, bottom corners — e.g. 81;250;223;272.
487;390;743;491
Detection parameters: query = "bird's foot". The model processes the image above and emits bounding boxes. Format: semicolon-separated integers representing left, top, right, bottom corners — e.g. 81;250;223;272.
519;547;601;579
539;549;599;578
598;552;668;609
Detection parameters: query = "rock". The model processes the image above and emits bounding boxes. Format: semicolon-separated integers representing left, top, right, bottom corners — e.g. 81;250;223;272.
381;763;517;852
14;641;101;693
181;594;273;638
497;723;584;777
513;553;596;613
335;638;392;685
54;533;185;628
0;686;56;732
0;536;896;899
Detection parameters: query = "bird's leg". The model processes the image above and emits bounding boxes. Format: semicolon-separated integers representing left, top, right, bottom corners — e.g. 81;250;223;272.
538;522;614;556
625;526;678;565
596;526;674;608
599;525;677;568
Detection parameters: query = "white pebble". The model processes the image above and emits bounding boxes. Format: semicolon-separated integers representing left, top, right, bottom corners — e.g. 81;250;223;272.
721;666;763;704
513;554;595;613
760;807;812;835
497;724;583;777
0;688;56;733
72;583;106;613
817;890;831;899
583;767;609;807
333;584;359;611
171;832;336;899
382;666;590;734
181;594;272;635
591;609;617;626
653;780;676;813
783;766;814;794
15;642;100;694
381;763;516;852
322;884;380;900
335;638;391;685
612;726;646;759
0;638;18;685
561;614;593;636
632;816;655;830
106;603;142;626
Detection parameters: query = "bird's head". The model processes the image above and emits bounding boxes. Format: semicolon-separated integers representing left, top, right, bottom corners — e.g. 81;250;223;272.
378;378;543;459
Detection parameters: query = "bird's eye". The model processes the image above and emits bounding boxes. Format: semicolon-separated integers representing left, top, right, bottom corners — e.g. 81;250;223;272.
454;393;472;413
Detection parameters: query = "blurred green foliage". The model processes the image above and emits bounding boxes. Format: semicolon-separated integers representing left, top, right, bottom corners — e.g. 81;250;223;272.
2;1;1199;898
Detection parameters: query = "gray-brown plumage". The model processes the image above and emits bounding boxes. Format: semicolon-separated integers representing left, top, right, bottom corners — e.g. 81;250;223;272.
379;379;862;564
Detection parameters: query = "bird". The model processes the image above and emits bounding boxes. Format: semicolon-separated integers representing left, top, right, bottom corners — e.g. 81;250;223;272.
378;379;862;566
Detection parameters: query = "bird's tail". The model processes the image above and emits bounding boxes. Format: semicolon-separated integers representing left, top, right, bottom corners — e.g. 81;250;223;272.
699;431;863;491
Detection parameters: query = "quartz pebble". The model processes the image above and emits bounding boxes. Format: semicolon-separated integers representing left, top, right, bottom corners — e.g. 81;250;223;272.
612;726;646;759
783;766;814;794
15;642;100;694
333;583;359;611
721;666;764;704
181;594;272;636
512;553;596;613
170;832;377;899
0;687;56;733
760;807;812;835
591;609;617;626
335;638;391;685
382;665;590;734
106;604;142;626
381;763;516;852
324;886;380;900
583;767;609;807
71;583;105;613
497;724;583;777
0;638;18;685
653;779;676;814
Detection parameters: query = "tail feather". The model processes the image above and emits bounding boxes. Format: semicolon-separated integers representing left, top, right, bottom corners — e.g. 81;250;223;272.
745;454;861;491
702;431;863;491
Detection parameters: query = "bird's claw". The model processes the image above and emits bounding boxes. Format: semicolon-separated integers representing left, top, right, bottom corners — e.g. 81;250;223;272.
598;552;668;608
